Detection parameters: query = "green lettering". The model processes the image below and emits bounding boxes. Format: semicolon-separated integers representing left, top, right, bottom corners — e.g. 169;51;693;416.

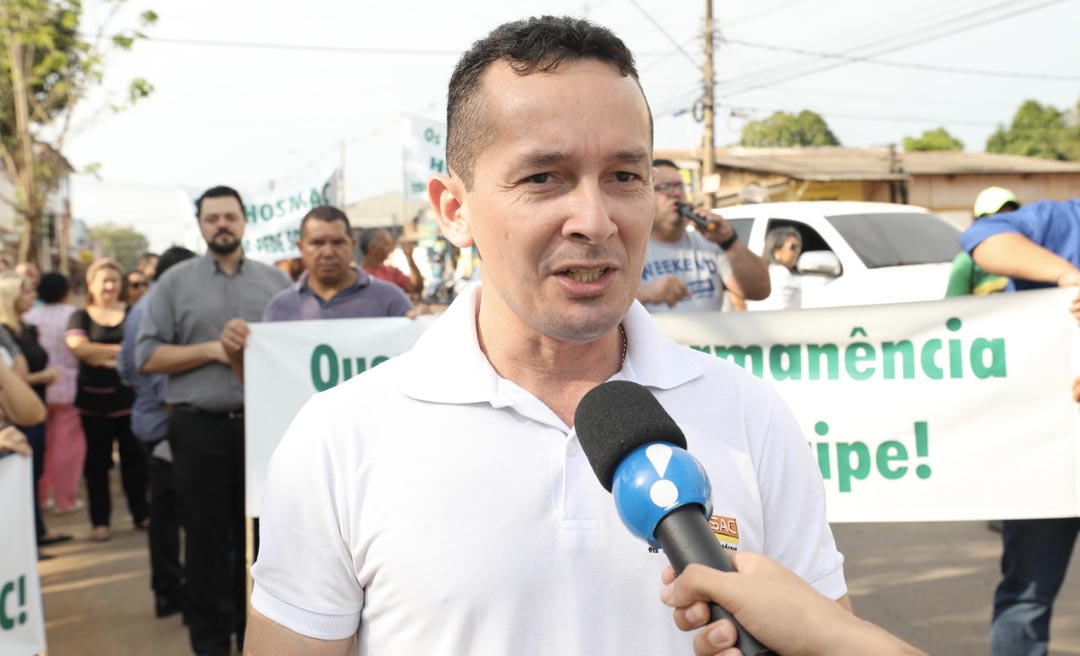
921;339;943;380
769;344;802;380
310;344;338;391
844;342;875;381
714;345;763;378
806;344;839;380
971;338;1007;378
875;441;909;480
881;341;915;379
836;442;871;493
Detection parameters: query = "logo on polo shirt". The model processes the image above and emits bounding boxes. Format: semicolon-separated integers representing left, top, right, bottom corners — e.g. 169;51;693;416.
708;514;739;551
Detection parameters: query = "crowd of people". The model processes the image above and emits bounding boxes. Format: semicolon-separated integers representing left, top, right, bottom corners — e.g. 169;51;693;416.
0;192;435;655
1;13;1078;656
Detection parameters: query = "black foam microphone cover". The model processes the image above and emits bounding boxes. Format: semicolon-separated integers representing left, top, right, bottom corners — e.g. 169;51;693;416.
574;380;686;491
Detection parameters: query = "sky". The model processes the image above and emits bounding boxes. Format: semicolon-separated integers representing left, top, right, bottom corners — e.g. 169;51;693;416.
62;0;1080;251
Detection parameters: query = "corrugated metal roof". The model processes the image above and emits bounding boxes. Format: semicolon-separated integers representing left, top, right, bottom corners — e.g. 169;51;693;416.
655;147;1080;180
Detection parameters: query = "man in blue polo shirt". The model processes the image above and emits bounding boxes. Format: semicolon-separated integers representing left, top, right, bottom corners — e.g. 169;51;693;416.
961;198;1080;656
264;206;414;321
220;206;414;379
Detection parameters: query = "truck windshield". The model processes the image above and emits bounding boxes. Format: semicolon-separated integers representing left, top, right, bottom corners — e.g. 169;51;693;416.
825;212;961;268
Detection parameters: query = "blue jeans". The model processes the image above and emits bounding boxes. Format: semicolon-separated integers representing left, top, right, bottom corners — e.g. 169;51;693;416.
992;518;1080;656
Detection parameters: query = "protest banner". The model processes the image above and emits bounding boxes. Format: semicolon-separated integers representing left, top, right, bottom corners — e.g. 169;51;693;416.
0;455;47;656
185;173;340;264
244;316;436;516
245;289;1080;522
239;173;340;263
402;115;446;202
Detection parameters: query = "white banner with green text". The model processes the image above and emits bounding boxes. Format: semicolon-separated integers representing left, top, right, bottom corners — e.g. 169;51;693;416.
0;455;47;656
238;172;340;264
245;289;1080;521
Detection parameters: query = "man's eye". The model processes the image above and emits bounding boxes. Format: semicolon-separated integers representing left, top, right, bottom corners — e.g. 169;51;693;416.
526;173;551;184
614;171;639;182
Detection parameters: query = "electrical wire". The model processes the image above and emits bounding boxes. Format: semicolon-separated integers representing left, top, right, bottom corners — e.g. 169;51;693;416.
721;36;1080;82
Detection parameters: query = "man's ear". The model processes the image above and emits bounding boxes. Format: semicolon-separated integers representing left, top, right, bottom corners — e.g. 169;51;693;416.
428;173;473;248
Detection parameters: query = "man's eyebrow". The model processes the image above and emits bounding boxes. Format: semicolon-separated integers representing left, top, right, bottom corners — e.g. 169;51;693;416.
613;149;651;165
519;150;567;169
515;148;651;169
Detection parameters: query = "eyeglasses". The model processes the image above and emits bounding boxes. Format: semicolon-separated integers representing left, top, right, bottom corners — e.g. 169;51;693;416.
654;182;686;194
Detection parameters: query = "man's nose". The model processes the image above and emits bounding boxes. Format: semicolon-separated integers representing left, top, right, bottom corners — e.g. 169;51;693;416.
563;182;617;243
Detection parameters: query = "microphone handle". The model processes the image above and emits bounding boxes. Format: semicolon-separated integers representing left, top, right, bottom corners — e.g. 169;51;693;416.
676;203;715;231
655;506;774;656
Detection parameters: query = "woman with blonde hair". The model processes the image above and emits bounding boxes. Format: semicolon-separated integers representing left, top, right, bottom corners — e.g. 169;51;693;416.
0;272;68;547
64;258;147;541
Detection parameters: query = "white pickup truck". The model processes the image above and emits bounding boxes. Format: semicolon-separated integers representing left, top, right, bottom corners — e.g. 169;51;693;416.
714;201;962;308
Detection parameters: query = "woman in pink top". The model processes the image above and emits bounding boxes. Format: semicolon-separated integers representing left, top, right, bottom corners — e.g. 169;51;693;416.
24;272;85;513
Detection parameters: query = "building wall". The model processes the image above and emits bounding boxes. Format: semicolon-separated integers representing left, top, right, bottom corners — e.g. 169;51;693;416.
909;172;1080;228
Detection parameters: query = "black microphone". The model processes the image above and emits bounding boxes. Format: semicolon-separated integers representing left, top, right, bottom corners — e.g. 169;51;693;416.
575;380;772;655
677;202;716;232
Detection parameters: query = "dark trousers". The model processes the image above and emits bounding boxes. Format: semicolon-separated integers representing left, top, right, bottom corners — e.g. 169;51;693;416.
80;414;147;528
140;439;184;606
992;517;1080;656
170;408;246;656
22;422;47;538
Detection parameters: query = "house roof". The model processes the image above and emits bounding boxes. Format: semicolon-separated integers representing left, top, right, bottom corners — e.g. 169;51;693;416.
654;147;1080;182
344;192;429;230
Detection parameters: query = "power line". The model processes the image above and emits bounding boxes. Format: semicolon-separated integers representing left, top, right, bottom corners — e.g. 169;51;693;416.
717;0;1072;96
712;0;1014;89
627;0;700;69
139;36;463;55
721;35;1080;82
719;102;1001;127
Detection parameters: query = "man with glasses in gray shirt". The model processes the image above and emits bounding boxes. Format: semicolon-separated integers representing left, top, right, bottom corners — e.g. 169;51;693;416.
136;185;290;656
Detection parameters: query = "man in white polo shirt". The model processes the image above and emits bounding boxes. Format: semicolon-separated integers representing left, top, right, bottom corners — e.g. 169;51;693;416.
247;16;848;655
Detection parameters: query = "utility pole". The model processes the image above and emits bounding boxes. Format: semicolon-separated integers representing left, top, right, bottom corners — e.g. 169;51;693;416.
339;139;347;208
701;0;717;208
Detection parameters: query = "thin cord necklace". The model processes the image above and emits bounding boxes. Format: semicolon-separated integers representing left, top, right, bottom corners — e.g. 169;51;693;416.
617;323;628;371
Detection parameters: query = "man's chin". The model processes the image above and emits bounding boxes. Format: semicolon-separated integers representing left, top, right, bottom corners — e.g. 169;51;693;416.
207;240;241;255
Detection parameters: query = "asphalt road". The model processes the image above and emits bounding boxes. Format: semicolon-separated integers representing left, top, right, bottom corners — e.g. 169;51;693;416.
35;489;1080;655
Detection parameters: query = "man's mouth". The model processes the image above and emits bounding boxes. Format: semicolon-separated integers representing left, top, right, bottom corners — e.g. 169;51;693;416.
561;267;608;283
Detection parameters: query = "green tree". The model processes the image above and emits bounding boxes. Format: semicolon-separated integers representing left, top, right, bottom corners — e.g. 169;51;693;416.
739;110;841;147
903;127;964;152
0;0;156;267
985;99;1079;160
89;222;147;271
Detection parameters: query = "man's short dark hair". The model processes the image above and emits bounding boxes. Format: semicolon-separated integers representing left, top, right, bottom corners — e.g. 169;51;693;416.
358;228;388;256
652;158;680;171
155;246;196;281
195;185;245;218
37;272;69;304
299;205;351;238
446;16;647;190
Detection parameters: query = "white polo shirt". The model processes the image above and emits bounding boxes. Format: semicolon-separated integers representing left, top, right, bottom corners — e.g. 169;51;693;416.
251;284;846;655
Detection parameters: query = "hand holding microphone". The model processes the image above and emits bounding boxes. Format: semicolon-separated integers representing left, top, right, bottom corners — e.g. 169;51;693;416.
677;204;739;250
574;381;772;655
677;203;716;232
